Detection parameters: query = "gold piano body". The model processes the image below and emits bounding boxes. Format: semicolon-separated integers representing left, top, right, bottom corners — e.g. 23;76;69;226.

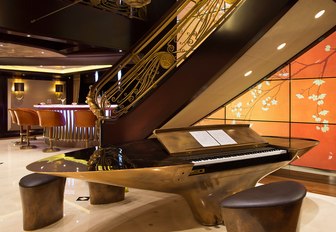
27;124;318;225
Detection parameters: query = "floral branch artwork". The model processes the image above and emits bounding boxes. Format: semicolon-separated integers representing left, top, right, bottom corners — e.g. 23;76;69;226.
295;79;329;132
293;43;335;133
230;79;286;119
229;40;335;133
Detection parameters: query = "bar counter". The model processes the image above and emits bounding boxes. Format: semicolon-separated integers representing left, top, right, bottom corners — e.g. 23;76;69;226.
34;104;99;148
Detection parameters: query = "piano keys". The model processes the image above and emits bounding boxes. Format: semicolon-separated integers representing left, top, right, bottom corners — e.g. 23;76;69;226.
191;147;288;166
189;146;290;175
26;124;318;226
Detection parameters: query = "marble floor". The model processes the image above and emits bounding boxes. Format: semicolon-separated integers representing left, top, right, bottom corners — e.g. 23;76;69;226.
0;137;335;232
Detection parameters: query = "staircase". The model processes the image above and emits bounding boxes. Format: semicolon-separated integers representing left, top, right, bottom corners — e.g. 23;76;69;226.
86;0;298;146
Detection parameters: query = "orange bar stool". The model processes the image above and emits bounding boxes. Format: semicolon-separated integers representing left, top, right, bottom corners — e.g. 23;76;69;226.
74;110;97;148
37;110;66;152
14;109;39;149
8;108;25;146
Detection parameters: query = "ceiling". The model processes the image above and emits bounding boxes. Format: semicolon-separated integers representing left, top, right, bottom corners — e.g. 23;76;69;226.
0;41;114;74
163;0;336;128
0;0;174;74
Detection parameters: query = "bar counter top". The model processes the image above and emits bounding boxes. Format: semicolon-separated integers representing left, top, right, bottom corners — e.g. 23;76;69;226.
34;104;90;110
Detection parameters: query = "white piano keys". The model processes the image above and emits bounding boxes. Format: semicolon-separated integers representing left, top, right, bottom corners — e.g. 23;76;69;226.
191;148;287;166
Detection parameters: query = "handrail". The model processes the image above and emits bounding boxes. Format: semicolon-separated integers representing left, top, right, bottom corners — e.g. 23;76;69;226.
86;0;244;120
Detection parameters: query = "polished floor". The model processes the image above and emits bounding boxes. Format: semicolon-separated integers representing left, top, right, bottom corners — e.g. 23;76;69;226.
0;137;335;232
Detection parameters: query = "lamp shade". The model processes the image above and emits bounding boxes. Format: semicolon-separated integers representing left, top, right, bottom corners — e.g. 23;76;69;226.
14;82;24;92
55;84;64;93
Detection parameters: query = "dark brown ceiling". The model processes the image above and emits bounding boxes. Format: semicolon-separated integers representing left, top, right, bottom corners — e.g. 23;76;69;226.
0;0;176;66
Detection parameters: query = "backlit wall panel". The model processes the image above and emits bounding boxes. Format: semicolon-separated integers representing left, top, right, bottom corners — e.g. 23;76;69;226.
201;31;336;171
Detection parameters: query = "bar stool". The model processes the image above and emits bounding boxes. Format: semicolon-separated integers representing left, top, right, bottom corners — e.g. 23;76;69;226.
74;110;97;148
8;108;25;145
37;110;65;152
14;109;39;149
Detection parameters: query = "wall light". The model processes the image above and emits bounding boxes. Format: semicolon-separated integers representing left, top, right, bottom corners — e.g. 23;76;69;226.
55;84;64;100
14;82;24;100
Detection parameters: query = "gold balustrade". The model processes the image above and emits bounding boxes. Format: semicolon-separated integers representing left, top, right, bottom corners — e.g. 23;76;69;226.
86;0;242;120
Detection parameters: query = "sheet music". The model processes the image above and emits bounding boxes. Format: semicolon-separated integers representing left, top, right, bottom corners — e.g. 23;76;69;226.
208;130;237;145
190;130;237;147
189;131;220;147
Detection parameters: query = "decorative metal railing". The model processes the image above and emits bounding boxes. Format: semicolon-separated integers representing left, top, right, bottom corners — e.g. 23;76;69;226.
86;0;243;120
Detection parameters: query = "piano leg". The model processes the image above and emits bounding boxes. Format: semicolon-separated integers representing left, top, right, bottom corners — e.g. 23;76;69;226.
178;161;289;226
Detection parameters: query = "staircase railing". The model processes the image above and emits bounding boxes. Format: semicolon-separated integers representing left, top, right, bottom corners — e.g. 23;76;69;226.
86;0;243;120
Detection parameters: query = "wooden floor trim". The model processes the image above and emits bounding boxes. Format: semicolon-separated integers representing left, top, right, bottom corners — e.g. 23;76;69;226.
260;175;336;197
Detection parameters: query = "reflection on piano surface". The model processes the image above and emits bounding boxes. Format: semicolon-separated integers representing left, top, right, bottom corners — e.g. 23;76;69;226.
27;124;318;226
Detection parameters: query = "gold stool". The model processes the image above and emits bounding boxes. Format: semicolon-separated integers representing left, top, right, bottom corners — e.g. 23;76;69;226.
74;110;97;148
37;110;65;152
14;109;39;149
221;181;306;232
89;182;125;205
19;173;66;231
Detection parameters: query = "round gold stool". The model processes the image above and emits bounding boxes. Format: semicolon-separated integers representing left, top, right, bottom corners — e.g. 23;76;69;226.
88;182;125;205
221;181;306;232
19;173;66;231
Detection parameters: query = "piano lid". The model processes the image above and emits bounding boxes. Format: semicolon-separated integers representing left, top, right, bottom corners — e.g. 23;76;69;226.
154;124;269;156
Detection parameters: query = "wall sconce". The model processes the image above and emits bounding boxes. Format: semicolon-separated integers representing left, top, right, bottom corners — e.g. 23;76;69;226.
55;84;64;101
14;82;24;100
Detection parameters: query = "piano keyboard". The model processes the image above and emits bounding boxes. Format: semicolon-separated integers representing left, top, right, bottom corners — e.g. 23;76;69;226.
190;147;288;167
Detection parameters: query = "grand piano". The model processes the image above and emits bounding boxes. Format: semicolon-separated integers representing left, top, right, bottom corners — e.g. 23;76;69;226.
27;124;318;225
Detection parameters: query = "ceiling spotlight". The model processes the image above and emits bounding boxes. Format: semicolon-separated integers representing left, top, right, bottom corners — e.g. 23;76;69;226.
244;70;252;77
277;43;286;50
315;10;325;19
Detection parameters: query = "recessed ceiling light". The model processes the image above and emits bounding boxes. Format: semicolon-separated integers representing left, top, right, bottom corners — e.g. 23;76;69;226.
41;51;45;54
27;34;31;37
315;10;325;19
277;43;286;50
244;70;252;77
